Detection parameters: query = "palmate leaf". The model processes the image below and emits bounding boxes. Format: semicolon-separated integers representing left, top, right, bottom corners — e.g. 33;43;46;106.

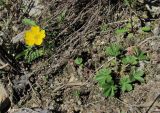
137;52;148;61
105;43;121;57
133;47;149;61
102;81;117;97
122;55;138;65
131;70;144;82
120;76;133;92
74;57;83;65
95;68;112;86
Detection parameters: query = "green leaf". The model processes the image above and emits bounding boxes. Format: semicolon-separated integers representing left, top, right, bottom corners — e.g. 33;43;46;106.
74;57;83;65
57;10;67;23
122;55;138;65
131;70;144;82
26;49;44;63
95;68;112;86
137;52;148;61
115;28;129;35
105;43;121;57
22;18;37;26
103;81;117;97
133;47;149;61
141;26;151;32
15;50;28;60
120;76;133;92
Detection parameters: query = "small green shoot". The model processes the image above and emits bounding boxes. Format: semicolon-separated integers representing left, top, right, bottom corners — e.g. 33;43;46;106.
105;43;121;57
133;47;149;61
16;47;44;63
122;55;138;65
120;76;133;92
22;18;37;26
103;81;117;97
115;28;129;35
74;57;83;67
130;70;144;82
73;90;80;97
141;26;151;32
95;68;112;86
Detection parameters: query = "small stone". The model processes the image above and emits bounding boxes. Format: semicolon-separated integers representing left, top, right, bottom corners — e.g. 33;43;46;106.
0;84;11;113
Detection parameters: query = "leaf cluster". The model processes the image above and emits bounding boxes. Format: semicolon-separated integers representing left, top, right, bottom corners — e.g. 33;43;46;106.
16;47;45;63
95;43;148;97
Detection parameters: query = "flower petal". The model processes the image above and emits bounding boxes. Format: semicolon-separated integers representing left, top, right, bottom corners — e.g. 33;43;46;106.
40;30;45;39
31;26;40;34
34;37;43;45
25;31;35;46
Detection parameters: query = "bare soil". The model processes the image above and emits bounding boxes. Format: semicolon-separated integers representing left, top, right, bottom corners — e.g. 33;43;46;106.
0;0;160;113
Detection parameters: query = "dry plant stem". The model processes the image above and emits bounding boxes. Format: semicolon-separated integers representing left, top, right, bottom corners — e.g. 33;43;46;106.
0;63;9;69
146;94;160;113
52;82;86;94
138;36;159;46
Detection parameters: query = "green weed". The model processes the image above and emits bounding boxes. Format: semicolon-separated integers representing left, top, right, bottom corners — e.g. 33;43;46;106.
74;57;83;68
95;43;148;97
16;46;45;63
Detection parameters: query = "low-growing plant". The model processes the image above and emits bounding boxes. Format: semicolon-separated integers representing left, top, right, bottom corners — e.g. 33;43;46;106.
95;43;148;97
16;18;46;63
16;46;45;63
105;43;121;57
74;57;83;68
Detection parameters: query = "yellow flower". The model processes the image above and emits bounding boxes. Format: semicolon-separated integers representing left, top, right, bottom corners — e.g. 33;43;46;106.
24;26;45;46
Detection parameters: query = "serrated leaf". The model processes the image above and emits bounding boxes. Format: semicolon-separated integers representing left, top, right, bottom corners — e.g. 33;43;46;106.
95;68;112;86
141;26;151;32
22;18;37;26
131;70;144;82
103;81;117;97
122;55;138;65
74;57;83;65
133;47;148;61
120;76;133;92
26;48;44;63
137;52;148;61
105;43;121;57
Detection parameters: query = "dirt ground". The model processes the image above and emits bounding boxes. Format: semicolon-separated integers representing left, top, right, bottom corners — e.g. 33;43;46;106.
0;0;160;113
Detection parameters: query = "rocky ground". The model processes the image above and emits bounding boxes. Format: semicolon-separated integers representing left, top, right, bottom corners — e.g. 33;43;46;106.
0;0;160;113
